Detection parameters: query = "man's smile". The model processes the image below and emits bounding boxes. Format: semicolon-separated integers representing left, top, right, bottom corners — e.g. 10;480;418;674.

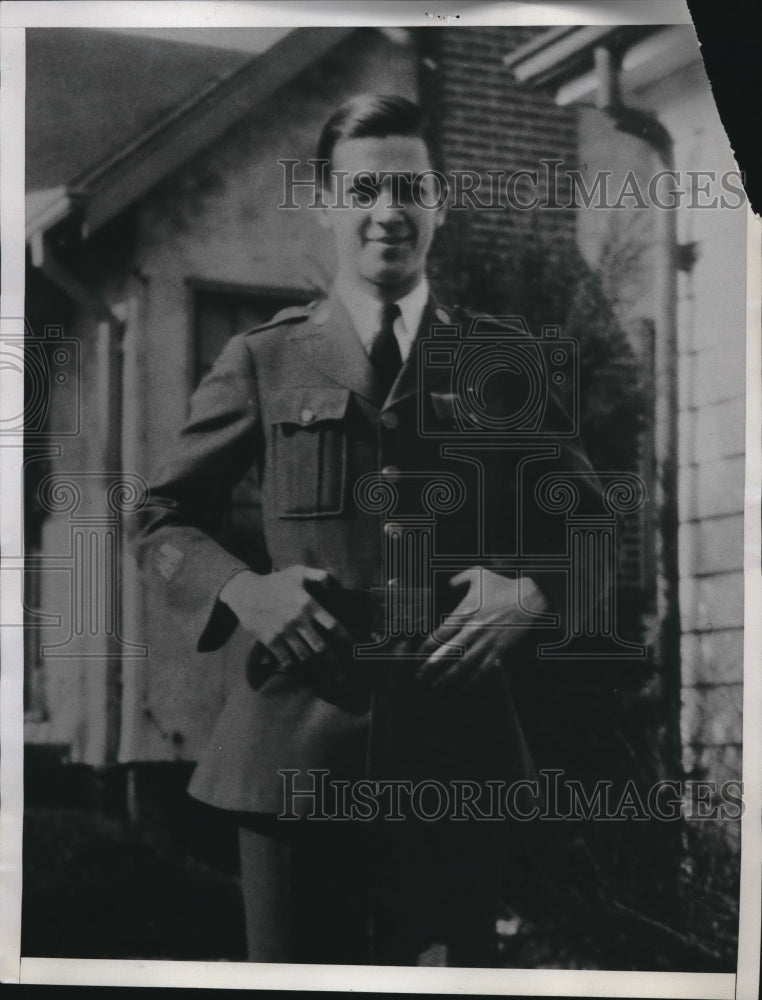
365;234;412;247
363;236;413;252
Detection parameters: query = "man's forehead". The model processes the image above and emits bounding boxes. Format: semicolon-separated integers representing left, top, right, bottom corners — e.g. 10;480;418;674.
330;134;433;174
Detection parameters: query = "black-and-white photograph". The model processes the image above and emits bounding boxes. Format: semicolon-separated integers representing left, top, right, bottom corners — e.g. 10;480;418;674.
2;1;760;994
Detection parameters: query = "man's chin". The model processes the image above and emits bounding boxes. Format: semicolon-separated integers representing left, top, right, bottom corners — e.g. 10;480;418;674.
360;265;419;292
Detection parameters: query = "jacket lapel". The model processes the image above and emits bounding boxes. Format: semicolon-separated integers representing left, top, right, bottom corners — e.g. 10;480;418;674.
296;292;383;405
296;290;454;411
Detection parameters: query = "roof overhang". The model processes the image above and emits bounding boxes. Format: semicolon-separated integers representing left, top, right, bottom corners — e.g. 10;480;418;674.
504;24;699;104
26;26;354;247
26;187;76;247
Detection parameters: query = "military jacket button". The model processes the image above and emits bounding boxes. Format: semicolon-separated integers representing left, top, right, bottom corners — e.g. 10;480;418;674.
380;411;399;430
300;408;316;424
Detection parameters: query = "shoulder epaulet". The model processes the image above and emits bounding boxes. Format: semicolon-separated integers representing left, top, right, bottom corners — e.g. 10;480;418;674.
432;303;478;328
243;301;317;337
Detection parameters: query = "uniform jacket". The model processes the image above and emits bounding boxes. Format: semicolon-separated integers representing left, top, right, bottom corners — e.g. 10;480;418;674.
130;290;600;814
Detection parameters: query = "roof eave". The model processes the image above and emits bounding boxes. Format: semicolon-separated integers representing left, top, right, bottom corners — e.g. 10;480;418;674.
505;24;700;111
503;24;658;89
26;26;355;244
25;186;76;244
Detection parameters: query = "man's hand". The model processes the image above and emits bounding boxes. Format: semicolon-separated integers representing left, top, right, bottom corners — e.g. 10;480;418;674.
416;568;549;692
219;566;354;684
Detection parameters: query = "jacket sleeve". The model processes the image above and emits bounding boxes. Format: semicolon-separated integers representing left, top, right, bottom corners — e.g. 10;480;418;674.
128;333;262;652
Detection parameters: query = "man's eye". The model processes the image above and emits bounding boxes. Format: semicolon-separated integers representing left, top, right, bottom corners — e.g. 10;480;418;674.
348;175;380;204
357;174;379;190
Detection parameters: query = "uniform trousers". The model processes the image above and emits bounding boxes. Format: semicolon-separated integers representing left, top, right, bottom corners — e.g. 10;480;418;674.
237;812;505;966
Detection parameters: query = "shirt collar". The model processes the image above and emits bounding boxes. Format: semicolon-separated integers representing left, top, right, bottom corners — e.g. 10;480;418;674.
333;275;430;362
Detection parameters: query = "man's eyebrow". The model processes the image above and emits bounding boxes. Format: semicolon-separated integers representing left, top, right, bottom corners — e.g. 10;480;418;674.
345;170;415;182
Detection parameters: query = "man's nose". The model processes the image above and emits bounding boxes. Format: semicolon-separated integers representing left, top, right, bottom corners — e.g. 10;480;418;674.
368;183;407;223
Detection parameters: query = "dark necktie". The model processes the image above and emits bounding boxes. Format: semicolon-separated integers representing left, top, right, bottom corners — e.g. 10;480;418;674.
369;302;402;395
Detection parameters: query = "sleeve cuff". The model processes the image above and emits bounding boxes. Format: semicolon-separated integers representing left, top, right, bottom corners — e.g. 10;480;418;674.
198;599;240;652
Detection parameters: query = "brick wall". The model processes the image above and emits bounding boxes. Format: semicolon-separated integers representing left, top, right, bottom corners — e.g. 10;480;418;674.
417;26;579;282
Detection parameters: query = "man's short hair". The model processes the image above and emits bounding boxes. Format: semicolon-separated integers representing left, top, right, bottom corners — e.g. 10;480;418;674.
316;94;435;169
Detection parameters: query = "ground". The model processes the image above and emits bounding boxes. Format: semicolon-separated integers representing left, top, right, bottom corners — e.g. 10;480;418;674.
21;803;738;970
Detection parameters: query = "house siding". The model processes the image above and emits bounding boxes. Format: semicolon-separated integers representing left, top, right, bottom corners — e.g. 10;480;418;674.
652;61;746;806
575;54;746;819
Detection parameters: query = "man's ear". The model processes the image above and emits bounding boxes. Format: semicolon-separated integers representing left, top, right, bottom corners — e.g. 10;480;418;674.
428;191;448;237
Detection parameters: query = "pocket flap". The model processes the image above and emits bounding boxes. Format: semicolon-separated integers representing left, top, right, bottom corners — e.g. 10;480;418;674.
268;386;351;426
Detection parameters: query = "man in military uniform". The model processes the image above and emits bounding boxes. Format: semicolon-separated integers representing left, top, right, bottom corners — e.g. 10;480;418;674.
131;94;599;966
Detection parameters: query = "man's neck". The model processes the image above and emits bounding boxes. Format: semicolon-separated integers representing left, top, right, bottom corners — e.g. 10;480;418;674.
334;273;430;363
336;272;426;305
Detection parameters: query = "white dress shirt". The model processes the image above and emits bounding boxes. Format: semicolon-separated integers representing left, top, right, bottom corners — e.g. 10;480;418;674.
334;275;429;364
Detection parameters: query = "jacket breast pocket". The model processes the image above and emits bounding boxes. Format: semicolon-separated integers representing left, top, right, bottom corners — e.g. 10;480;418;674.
268;387;351;518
